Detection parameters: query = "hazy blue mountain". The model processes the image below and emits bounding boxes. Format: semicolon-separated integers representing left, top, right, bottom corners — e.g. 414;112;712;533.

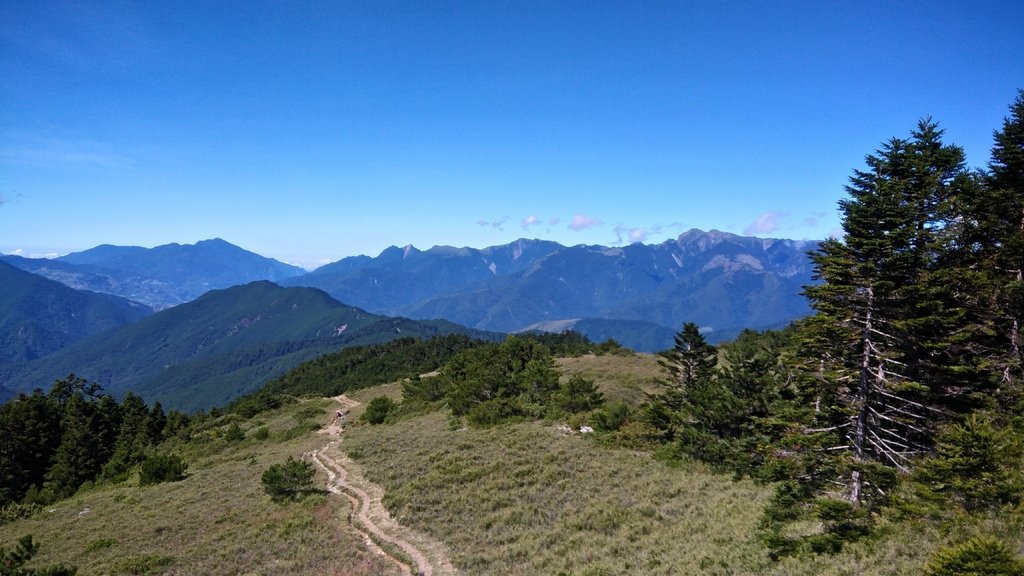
288;230;816;350
2;239;306;309
518;318;679;353
287;238;564;314
0;281;495;412
0;261;153;363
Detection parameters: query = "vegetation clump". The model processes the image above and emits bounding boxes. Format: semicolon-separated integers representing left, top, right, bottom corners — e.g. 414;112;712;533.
138;453;187;486
260;456;315;501
361;396;397;425
0;535;77;576
925;536;1024;576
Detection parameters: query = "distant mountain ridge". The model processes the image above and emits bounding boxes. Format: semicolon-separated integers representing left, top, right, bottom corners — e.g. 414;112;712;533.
0;261;153;363
285;230;818;350
3;231;818;353
1;238;305;309
0;281;496;411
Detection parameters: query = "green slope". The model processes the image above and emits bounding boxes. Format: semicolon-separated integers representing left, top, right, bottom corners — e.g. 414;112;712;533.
1;281;493;411
0;261;153;363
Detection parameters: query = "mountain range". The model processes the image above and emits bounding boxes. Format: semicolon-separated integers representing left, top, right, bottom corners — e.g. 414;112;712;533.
0;229;818;409
283;229;817;349
2;231;818;353
1;238;305;309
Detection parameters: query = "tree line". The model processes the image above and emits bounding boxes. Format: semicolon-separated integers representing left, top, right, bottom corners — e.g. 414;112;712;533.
627;91;1024;564
0;375;189;508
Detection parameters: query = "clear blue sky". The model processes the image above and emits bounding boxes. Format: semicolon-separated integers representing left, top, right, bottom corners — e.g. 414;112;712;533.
2;1;1022;269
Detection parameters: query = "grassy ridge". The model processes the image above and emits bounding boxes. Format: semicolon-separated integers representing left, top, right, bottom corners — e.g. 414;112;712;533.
342;407;773;575
0;399;396;576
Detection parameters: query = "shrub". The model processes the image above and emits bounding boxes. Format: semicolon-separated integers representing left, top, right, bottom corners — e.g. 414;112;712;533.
0;534;78;575
0;503;40;527
593;402;630;431
223;423;245;443
551;375;604;414
138;453;187;486
252;426;270;441
361;396;397;425
925;536;1024;576
261;457;315;501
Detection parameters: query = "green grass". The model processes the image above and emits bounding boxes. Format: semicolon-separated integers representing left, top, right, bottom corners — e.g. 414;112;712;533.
0;399;397;576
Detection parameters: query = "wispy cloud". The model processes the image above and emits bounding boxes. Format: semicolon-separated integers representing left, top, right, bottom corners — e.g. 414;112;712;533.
521;214;540;230
0;193;6;207
477;217;509;231
613;224;649;245
568;214;602;231
548;217;560;226
744;211;790;236
802;210;828;227
4;248;62;259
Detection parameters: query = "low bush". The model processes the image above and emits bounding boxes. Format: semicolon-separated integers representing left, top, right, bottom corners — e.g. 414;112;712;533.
261;457;315;501
138;453;187;486
361;396;397;425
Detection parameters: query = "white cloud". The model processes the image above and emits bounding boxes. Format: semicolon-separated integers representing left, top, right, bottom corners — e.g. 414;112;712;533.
568;214;602;231
743;211;790;236
521;214;540;229
4;248;61;259
477;217;508;231
629;228;647;243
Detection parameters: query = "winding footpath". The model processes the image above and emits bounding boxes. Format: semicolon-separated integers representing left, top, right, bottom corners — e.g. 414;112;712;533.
307;395;456;576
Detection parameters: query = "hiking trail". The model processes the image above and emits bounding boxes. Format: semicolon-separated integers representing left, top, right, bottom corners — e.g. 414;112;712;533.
308;395;456;576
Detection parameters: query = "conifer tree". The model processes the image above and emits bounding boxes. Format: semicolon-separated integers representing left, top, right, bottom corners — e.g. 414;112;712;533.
802;119;971;506
962;90;1024;390
43;395;104;500
660;322;718;392
0;391;61;505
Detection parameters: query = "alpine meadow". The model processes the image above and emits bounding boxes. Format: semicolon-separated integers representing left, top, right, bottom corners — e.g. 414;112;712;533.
3;2;1024;573
1;91;1022;575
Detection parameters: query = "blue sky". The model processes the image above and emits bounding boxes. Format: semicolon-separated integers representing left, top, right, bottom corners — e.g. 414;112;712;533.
2;1;1022;269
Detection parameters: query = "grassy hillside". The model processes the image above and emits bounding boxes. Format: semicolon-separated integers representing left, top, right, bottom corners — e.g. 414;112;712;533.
2;281;494;412
0;398;396;575
3;353;1020;575
339;358;1024;576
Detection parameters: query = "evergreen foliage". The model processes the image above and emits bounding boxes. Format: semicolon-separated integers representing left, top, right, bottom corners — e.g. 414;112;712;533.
925;536;1024;576
261;334;485;399
0;375;181;507
913;414;1022;512
361;396;397;425
138;453;187;486
0;535;77;576
260;457;315;501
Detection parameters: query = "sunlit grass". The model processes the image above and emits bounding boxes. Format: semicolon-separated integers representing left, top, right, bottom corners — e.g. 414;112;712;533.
0;399;397;576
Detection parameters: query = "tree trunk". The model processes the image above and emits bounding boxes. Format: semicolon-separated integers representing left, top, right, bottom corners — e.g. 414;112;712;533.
849;285;873;506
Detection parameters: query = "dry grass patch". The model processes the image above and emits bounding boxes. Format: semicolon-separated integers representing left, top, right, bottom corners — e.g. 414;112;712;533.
343;410;775;575
556;353;663;405
0;399;398;576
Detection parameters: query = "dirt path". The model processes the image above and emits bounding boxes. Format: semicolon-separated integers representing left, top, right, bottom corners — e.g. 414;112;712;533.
308;395;456;576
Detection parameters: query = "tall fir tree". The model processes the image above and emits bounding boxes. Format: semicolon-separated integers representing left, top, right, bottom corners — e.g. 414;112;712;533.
801;119;972;506
975;90;1024;391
